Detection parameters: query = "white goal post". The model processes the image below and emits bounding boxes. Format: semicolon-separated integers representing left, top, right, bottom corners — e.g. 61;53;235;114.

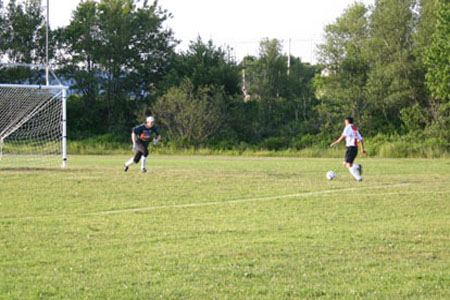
0;68;68;168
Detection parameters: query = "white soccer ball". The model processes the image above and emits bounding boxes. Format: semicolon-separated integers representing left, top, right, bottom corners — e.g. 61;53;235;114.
326;170;336;180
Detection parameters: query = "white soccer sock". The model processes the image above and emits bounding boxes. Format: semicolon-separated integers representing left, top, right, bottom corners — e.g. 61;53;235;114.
141;156;147;170
353;163;360;175
125;157;135;167
349;165;362;181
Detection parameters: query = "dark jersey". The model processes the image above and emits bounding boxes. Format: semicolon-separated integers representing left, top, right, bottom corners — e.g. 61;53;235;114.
133;124;160;146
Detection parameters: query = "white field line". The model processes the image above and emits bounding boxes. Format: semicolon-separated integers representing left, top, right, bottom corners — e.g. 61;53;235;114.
87;183;413;216
2;182;435;221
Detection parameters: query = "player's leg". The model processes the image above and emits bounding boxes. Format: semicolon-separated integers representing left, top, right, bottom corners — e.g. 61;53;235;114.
124;142;149;172
134;143;145;163
343;148;352;168
352;152;362;175
345;147;362;181
124;156;134;171
349;165;361;181
141;146;149;172
124;151;141;171
355;163;362;175
124;150;140;171
125;142;145;171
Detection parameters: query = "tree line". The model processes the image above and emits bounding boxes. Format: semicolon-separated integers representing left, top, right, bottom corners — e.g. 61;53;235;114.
0;0;448;150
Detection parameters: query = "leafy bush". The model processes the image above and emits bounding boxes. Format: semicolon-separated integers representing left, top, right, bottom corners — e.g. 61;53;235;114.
261;137;287;151
67;131;450;158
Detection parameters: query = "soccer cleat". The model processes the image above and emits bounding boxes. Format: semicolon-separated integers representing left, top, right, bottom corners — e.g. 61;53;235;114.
124;164;129;172
141;168;147;173
357;178;363;182
357;164;363;175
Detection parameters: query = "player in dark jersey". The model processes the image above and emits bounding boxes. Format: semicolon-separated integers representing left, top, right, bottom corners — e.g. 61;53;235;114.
124;116;161;173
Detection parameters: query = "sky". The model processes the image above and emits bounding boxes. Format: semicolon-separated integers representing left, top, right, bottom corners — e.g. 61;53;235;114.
5;0;375;63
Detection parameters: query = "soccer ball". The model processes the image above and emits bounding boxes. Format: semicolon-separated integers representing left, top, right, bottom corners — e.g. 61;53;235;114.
326;171;336;180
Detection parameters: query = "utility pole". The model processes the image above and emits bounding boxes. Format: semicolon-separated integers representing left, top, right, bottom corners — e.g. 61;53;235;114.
287;38;291;76
45;0;49;86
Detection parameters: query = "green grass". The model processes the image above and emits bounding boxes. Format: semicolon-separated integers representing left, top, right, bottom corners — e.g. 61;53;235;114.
1;156;449;299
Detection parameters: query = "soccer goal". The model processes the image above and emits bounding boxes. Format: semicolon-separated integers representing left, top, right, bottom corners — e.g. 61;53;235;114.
0;64;68;168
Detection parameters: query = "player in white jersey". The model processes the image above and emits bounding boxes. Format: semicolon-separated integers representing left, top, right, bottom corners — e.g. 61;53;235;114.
330;117;367;181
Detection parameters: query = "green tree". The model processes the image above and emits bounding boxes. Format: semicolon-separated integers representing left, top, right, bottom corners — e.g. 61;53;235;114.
96;0;176;131
241;38;319;142
315;3;371;131
152;79;224;146
57;0;103;136
242;39;288;138
59;0;100;95
60;0;177;135
404;0;441;132
161;37;249;146
162;37;241;96
245;39;287;101
424;0;450;101
415;0;439;55
2;0;46;64
424;0;450;138
285;58;318;124
365;0;421;132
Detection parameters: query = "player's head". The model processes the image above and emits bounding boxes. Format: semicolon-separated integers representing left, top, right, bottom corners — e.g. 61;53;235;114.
145;116;155;127
345;116;353;125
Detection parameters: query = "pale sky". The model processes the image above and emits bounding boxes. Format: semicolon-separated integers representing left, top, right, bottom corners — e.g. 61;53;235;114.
5;0;375;63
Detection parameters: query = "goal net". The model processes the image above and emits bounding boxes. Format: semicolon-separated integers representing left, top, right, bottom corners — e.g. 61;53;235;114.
0;67;67;168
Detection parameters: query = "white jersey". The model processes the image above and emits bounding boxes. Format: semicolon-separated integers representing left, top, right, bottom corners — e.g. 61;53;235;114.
342;124;363;148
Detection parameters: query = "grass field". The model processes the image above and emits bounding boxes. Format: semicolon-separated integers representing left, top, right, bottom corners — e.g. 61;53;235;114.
1;155;449;299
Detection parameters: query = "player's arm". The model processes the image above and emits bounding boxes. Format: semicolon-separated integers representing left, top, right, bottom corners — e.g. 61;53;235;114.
359;140;367;154
330;135;345;147
153;127;162;145
358;132;367;154
131;125;142;146
152;134;161;146
130;131;138;153
153;134;162;146
131;132;137;146
131;126;141;152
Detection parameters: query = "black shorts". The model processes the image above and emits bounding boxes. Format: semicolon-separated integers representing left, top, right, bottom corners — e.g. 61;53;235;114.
135;141;149;154
345;147;358;164
133;141;149;163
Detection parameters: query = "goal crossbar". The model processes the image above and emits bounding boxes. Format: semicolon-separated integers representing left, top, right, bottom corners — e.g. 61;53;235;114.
0;84;68;89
